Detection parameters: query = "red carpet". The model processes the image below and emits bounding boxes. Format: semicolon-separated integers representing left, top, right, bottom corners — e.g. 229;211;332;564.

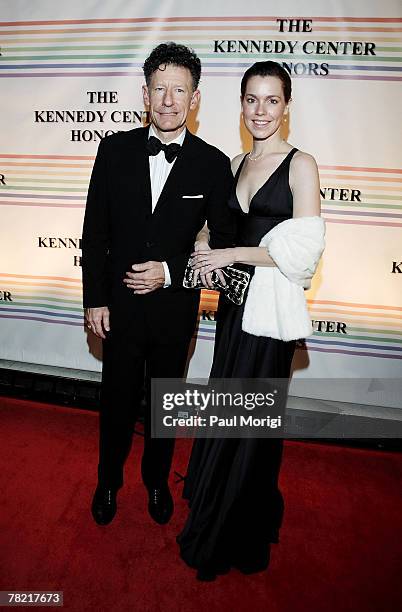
0;396;401;612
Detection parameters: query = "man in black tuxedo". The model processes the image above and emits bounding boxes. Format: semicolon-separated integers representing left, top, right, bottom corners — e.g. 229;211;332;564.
82;43;235;526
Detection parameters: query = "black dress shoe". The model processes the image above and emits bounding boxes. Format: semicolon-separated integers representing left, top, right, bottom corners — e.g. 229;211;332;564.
147;485;173;525
91;486;117;525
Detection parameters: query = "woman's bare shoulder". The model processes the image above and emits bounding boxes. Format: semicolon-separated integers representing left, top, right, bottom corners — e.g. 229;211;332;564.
289;149;321;216
291;149;319;175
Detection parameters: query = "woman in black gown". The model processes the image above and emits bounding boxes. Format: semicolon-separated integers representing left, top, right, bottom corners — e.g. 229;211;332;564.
177;61;322;581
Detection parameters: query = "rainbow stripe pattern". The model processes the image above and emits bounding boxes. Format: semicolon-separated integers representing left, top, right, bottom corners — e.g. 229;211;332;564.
1;154;401;228
1;275;401;359
320;164;402;227
197;293;402;360
1;152;401;359
0;273;83;326
0;15;401;81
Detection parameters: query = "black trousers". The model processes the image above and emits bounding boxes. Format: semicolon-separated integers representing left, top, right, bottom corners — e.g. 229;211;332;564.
98;302;193;490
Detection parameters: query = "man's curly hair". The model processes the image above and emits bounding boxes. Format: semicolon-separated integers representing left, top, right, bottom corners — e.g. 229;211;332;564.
143;42;201;91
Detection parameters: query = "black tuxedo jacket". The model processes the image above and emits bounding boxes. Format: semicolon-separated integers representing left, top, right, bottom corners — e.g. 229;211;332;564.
82;126;236;339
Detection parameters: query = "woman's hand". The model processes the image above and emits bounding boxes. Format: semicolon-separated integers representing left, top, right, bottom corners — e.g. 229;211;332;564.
191;248;236;275
192;243;228;289
192;223;226;289
192;240;213;288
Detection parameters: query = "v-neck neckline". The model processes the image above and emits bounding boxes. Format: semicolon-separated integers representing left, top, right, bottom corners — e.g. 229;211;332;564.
235;148;297;215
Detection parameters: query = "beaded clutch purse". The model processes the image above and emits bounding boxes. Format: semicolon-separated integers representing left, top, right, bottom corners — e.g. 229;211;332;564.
183;260;250;305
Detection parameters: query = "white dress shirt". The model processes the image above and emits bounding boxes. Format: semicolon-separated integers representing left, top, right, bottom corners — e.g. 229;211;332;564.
148;125;186;288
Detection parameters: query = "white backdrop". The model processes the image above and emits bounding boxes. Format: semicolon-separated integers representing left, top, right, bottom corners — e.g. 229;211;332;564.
0;0;401;404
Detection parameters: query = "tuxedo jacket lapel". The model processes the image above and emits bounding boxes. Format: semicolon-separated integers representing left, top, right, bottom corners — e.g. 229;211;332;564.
152;130;199;216
112;125;152;218
135;126;152;215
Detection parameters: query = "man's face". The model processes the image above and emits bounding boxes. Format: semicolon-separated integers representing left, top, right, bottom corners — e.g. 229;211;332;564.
143;64;200;140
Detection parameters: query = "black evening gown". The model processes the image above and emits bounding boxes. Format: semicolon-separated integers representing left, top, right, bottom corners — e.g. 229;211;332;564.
177;148;298;577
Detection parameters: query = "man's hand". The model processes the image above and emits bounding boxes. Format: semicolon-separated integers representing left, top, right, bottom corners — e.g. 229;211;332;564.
85;306;110;339
124;261;165;295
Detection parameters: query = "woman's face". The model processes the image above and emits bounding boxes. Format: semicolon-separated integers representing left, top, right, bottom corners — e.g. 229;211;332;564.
241;75;288;140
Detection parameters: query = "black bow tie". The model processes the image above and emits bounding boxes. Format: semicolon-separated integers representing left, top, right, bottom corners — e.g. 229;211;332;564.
147;135;181;163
